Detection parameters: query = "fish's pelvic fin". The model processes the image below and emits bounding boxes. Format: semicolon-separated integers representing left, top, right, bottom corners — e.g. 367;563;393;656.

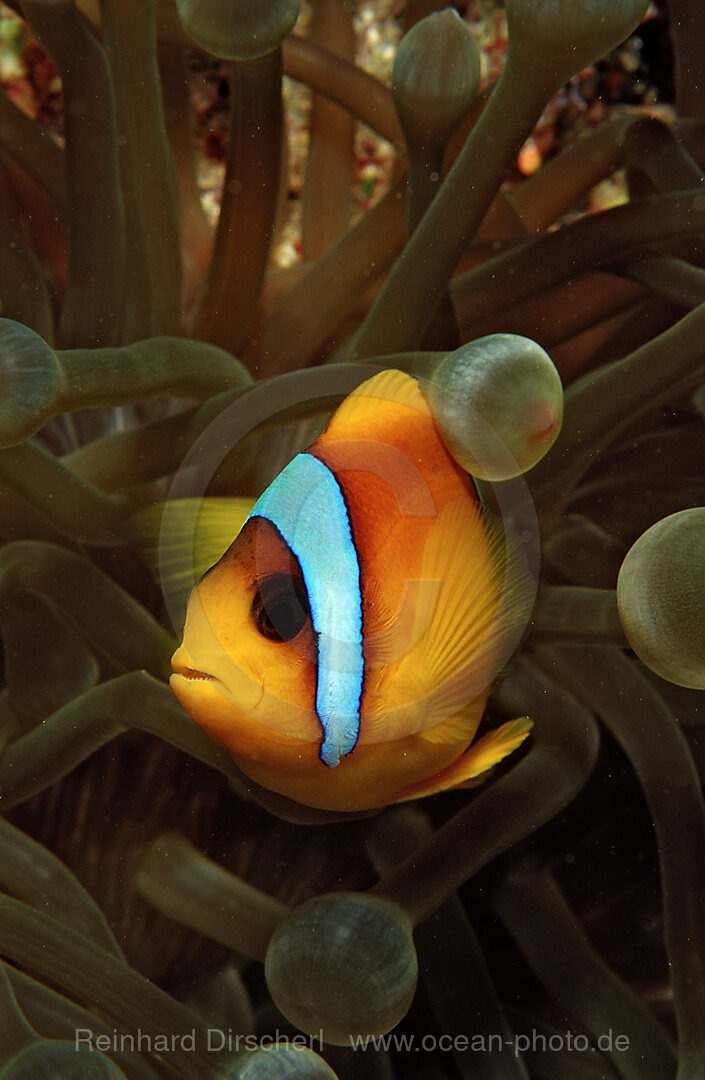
396;716;533;802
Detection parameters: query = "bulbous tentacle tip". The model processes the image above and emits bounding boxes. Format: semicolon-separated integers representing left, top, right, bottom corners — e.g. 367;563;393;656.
264;892;417;1046
225;1045;339;1079
392;8;480;151
174;0;300;60
617;507;705;690
0;318;63;448
426;333;563;481
0;1043;126;1079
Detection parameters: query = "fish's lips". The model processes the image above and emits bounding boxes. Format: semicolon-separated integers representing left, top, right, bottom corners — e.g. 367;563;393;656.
171;643;223;687
170;641;266;714
171;663;220;685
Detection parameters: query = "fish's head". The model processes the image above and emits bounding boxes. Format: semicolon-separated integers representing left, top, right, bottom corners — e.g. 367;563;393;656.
170;515;324;765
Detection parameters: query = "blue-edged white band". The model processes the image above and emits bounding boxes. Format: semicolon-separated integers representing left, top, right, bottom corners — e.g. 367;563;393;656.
247;452;363;766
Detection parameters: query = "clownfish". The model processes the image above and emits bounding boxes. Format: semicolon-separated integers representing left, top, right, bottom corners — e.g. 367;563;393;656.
168;370;533;812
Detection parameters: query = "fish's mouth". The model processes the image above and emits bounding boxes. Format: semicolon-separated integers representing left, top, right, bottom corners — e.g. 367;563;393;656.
171;642;224;686
171;663;221;685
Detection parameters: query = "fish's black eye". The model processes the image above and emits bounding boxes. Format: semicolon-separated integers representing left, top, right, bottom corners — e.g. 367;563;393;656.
253;575;310;643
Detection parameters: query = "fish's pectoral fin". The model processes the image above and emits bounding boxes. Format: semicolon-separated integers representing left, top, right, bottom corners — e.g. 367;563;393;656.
130;496;256;598
363;576;412;668
398;499;535;728
418;706;482;745
394;716;532;802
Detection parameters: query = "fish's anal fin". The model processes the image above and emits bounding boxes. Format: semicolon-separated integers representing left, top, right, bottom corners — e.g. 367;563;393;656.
395;716;532;802
130;496;255;595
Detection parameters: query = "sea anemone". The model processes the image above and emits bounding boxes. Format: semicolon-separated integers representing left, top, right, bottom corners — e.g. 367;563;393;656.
0;1;704;1078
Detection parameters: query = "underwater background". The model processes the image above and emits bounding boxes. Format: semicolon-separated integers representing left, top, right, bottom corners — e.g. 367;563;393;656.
0;0;704;1077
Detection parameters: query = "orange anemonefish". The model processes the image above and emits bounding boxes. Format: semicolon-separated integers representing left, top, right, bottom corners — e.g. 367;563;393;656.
169;370;533;812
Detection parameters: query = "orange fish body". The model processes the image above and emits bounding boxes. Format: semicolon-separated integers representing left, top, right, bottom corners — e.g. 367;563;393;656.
170;370;532;812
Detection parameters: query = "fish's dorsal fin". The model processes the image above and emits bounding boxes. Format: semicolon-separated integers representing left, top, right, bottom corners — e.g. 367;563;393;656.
352;369;430;411
321;369;430;439
131;496;255;596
